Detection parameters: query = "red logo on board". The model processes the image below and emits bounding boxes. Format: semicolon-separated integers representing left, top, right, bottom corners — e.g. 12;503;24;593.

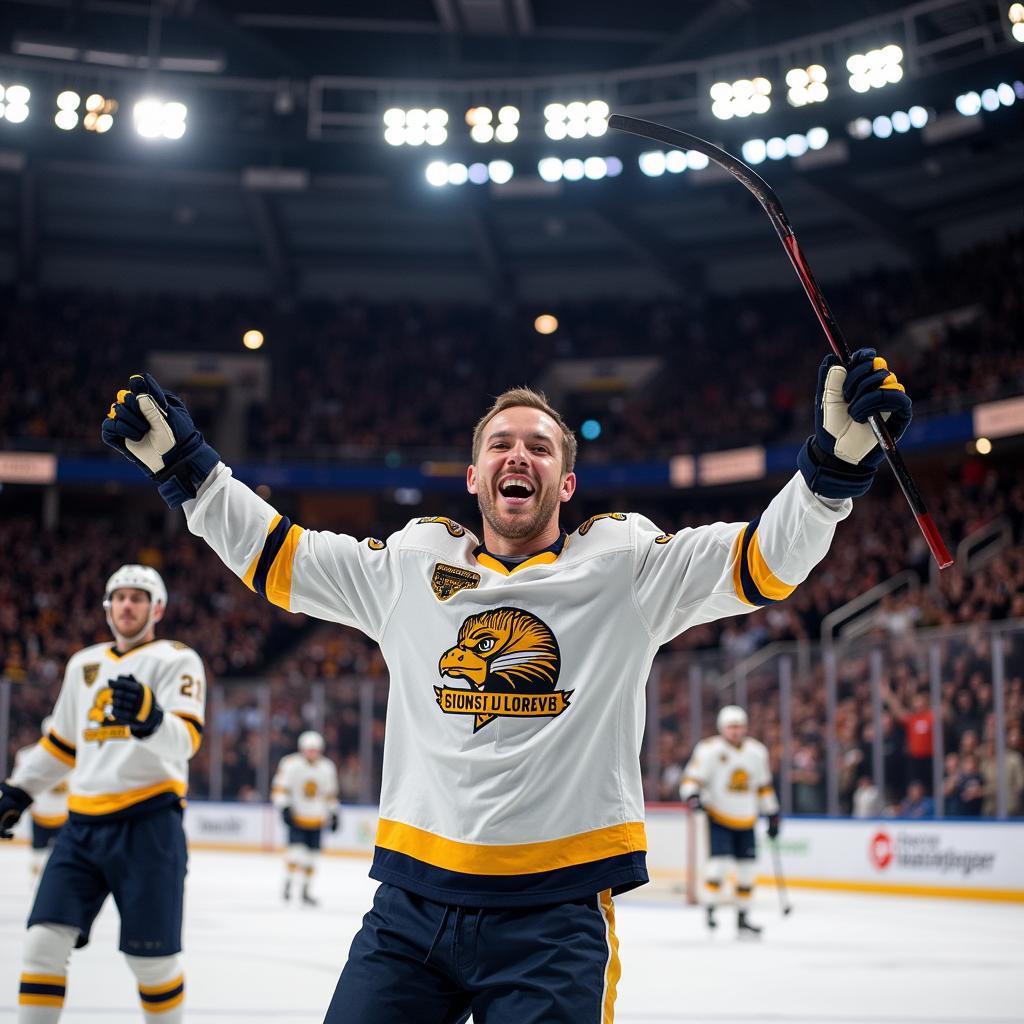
869;831;894;870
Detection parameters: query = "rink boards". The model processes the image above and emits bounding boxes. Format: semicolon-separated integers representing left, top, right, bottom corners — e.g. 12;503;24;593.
14;802;1021;901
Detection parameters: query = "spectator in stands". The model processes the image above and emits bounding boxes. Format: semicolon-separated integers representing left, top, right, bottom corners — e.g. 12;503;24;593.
852;775;883;818
980;739;1024;817
791;742;825;814
954;754;985;816
883;683;935;792
898;781;935;818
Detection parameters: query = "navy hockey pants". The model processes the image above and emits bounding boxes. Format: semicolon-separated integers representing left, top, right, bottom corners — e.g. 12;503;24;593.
325;882;620;1023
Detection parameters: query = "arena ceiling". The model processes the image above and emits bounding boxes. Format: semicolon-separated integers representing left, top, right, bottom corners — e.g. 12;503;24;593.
0;0;1021;302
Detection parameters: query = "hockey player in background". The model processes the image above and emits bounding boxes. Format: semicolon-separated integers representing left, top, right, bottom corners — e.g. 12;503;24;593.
272;730;340;906
13;718;69;879
100;347;911;1023
681;705;780;936
0;565;205;1024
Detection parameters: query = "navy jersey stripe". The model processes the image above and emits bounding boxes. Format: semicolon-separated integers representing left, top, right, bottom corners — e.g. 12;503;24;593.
369;847;647;908
252;516;292;600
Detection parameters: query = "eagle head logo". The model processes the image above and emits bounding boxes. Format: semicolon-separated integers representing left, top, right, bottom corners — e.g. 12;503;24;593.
439;608;560;695
87;687;115;724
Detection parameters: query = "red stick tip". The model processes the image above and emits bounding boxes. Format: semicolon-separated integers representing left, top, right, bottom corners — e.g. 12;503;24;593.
916;513;954;570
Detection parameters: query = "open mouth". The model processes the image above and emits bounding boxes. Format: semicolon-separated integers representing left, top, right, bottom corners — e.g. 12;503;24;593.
497;475;535;505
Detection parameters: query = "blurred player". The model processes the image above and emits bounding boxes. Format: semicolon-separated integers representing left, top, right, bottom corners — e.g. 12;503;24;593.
13;718;69;879
681;706;780;936
100;348;910;1022
272;730;340;906
0;565;205;1024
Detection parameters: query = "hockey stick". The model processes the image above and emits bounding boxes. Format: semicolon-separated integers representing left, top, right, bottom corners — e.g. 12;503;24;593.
608;113;953;571
769;839;793;916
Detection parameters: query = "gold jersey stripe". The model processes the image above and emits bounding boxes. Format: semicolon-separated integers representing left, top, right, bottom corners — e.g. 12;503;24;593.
599;888;621;1024
20;974;66;987
705;805;757;830
375;818;647;876
172;713;203;755
265;524;304;610
18;995;65;1008
730;528;755;607
40;735;75;768
291;814;324;829
69;779;187;816
474;549;560;576
142;991;185;1014
243;514;282;592
138;974;184;997
745;530;796;602
30;813;68;828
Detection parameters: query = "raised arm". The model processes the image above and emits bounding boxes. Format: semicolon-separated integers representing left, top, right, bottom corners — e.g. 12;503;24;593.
102;373;404;641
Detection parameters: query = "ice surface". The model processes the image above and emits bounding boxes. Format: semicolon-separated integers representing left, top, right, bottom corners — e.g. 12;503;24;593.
1;844;1022;1023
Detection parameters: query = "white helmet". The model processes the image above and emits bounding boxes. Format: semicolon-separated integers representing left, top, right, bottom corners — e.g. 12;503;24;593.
298;731;324;753
103;564;167;644
717;705;748;733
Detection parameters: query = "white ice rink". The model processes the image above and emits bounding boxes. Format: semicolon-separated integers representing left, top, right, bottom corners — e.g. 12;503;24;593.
1;845;1022;1024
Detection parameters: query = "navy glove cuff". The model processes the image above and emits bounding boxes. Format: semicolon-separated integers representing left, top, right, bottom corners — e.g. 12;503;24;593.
155;433;220;509
1;782;33;812
797;438;876;499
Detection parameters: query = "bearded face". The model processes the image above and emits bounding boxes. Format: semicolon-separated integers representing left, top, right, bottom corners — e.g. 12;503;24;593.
467;407;575;547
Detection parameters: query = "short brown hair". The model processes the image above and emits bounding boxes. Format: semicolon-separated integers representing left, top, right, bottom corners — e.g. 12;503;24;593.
472;387;577;473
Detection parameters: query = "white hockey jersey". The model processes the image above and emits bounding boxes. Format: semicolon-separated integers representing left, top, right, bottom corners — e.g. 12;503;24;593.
10;639;206;820
185;463;847;906
680;735;779;829
272;753;339;829
13;745;68;828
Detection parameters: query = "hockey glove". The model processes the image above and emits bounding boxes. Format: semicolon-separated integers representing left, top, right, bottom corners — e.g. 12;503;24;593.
281;807;294;828
797;348;912;499
767;814;781;840
102;372;220;509
329;811;340;833
108;674;165;738
0;781;33;840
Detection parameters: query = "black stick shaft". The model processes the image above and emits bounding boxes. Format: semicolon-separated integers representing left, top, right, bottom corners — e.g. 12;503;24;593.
609;113;952;570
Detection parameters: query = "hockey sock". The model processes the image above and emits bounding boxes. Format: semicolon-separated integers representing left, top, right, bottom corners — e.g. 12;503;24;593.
736;860;757;907
127;955;184;1022
704;856;729;905
18;923;77;1023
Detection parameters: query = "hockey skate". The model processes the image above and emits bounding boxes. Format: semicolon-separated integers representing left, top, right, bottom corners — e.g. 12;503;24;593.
737;910;762;938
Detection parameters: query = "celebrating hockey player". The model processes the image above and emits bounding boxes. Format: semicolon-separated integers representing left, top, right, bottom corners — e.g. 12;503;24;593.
99;347;911;1022
272;730;340;906
12;718;69;879
681;705;780;936
0;565;205;1024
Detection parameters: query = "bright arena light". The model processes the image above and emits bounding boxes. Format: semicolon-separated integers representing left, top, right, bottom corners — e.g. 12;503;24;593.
847;44;903;93
561;158;584;181
385;107;448;146
806;126;829;149
638;151;666;177
545;98;609;139
495;105;519;143
741;139;767;164
955;91;982;116
242;330;264;350
872;114;893;139
487;159;513;184
710;77;771;119
425;161;449;187
134;98;187;140
583;156;607;179
1010;3;1024;41
745;128;827;164
786;65;828;106
534;314;559;335
55;90;80;130
448;162;469;185
538;157;564;182
1;84;31;124
468;162;489;184
848;116;873;139
84;94;117;133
